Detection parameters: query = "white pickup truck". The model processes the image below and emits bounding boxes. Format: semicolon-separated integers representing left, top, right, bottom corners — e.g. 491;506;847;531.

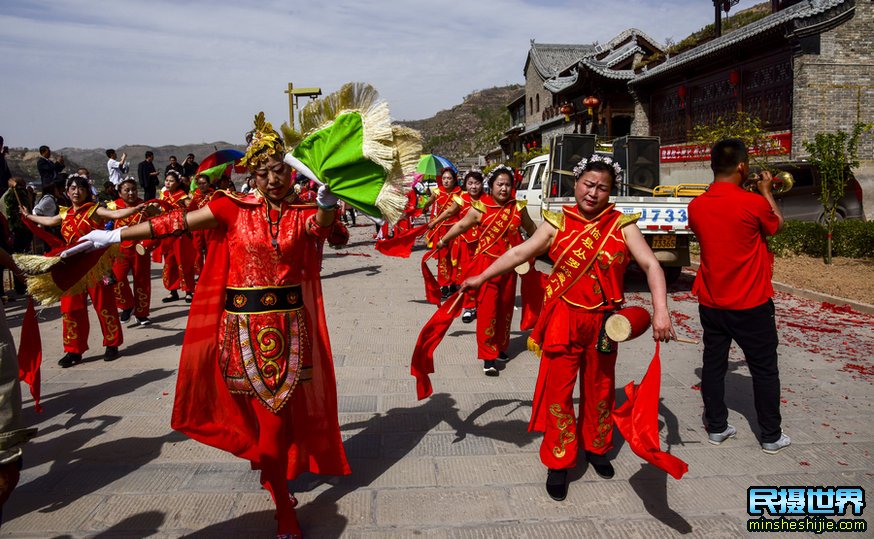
517;153;701;283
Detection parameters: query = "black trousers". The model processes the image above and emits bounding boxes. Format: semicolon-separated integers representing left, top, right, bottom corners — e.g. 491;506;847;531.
699;299;782;443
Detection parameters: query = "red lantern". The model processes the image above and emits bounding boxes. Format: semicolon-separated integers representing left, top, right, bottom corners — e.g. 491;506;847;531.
728;70;740;96
583;95;600;115
677;85;687;108
559;102;574;122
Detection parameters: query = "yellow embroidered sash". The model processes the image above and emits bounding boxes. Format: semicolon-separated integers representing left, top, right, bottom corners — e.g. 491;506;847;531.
474;202;516;257
542;211;622;304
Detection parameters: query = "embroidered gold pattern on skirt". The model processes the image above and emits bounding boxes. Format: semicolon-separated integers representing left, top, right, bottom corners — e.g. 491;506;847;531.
549;403;576;459
219;308;310;413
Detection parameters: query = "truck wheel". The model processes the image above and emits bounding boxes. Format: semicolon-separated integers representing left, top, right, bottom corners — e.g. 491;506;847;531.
664;266;682;284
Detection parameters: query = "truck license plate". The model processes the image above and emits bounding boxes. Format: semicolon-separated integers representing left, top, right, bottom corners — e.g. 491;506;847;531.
651;235;676;249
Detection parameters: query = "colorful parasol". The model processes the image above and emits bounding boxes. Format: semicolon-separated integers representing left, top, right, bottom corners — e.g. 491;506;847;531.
416;154;456;179
196;149;245;180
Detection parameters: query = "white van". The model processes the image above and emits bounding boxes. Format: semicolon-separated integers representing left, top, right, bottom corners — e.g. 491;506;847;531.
515;154;548;224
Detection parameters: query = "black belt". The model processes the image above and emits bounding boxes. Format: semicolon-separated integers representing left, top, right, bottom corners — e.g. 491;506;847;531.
225;285;303;314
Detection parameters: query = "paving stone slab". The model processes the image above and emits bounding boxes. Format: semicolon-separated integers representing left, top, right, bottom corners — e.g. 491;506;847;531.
375;488;512;526
1;493;105;534
84;492;237;532
382;431;496;458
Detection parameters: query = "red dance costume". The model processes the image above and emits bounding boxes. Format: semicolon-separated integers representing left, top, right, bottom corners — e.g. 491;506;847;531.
451;192;481;309
528;204;637;470
110;198;153;318
188;189;216;275
426;185;462;287
468;196;525;360
159;189;196;294
169;192;349;534
59;203;122;353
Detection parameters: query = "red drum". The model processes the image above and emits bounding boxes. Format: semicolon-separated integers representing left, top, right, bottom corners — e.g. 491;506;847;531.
605;306;651;342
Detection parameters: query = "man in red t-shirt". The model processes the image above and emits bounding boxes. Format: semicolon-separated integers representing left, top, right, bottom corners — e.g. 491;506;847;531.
689;138;790;454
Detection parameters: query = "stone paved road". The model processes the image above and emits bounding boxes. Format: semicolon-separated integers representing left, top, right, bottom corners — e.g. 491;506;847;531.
2;224;872;538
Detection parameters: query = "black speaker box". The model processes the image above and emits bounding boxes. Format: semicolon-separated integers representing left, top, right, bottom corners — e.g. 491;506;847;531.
613;136;660;196
548;134;596;198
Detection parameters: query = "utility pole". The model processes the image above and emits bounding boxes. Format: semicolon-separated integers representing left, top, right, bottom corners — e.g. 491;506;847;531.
284;83;323;131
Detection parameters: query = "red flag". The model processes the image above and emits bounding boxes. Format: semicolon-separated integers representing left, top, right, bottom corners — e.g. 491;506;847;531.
17;297;43;413
21;215;64;249
612;343;688;479
374;224;428;258
519;266;545;331
420;250;441;305
410;293;464;399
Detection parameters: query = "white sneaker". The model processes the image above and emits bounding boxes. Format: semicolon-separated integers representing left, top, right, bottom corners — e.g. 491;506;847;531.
761;432;791;454
707;424;737;445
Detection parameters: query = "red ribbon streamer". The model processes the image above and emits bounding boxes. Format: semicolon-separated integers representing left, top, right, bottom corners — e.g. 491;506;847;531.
410;292;464;399
21;216;65;250
374;223;428;258
612;342;688;479
18;297;43;413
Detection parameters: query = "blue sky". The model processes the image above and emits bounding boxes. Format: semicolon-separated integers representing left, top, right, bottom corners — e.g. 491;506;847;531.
0;0;763;149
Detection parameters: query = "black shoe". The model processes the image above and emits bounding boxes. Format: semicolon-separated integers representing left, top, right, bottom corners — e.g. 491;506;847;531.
58;352;83;368
483;360;498;376
162;291;180;303
104;346;120;362
497;351;510;362
546;468;568;501
590;461;615;479
440;286;451;300
119;308;133;322
136;317;152;326
462;309;476;323
184;293;193;303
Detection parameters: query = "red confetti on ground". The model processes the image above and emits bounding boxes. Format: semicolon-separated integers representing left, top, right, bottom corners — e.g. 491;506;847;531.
842;363;874;376
785;321;841;333
822;423;830;427
671;292;697;303
691;384;701;391
821;302;857;314
837;461;848;466
162;392;168;396
781;399;788;404
799;461;810;466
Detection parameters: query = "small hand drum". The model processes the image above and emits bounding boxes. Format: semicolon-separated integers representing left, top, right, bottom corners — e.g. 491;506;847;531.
605;306;651;342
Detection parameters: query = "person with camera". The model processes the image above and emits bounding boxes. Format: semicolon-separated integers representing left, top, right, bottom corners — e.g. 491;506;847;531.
106;149;129;187
688;138;790;455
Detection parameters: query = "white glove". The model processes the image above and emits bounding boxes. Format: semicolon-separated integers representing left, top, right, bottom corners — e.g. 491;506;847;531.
316;184;339;209
71;228;124;253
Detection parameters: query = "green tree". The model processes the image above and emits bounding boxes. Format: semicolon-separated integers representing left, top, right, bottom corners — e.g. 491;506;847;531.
802;122;873;264
690;112;786;171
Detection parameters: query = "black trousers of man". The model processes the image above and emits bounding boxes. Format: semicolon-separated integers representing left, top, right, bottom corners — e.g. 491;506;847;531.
699;299;782;444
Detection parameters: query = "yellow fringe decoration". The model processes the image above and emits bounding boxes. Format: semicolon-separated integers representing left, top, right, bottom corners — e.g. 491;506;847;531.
360;101;396;173
375;126;423;225
527;336;543;359
14;246;120;305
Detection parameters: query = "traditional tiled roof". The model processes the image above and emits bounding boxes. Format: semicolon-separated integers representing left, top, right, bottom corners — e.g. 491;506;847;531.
633;0;854;83
526;41;596;79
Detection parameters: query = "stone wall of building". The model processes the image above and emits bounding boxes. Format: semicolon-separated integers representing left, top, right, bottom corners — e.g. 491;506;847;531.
630;94;650;137
524;62;554;127
792;1;874;217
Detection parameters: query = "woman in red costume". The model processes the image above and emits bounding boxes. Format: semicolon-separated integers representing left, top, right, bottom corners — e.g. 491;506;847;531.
158;170;196;303
20;175;143;367
81;114;349;539
188;173;216;275
423;167;462;299
428;170;484;323
461;156;674;501
436;166;536;376
109;177;155;326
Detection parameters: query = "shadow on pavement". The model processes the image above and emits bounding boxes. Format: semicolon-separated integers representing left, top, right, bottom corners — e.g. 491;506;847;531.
694;360;761;439
629;463;693;534
321;265;382;280
50;510;167;539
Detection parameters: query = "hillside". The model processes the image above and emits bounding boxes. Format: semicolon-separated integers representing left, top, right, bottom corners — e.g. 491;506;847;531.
400;84;522;161
6;142;246;184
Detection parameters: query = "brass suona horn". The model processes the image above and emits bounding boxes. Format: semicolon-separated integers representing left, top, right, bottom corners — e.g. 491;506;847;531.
744;170;794;195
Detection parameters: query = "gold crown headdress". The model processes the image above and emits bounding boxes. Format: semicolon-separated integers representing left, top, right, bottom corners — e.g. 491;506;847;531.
239;112;284;169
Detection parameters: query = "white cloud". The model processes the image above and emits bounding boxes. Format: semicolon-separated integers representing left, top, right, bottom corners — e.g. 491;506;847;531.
0;0;765;149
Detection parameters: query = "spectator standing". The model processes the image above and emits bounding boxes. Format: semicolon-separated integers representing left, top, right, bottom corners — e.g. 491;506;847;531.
37;145;65;188
0;137;11;200
137;151;160;200
165;155;184;176
106;149;129;187
0;178;33;294
688;138;790;454
182;153;199;178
